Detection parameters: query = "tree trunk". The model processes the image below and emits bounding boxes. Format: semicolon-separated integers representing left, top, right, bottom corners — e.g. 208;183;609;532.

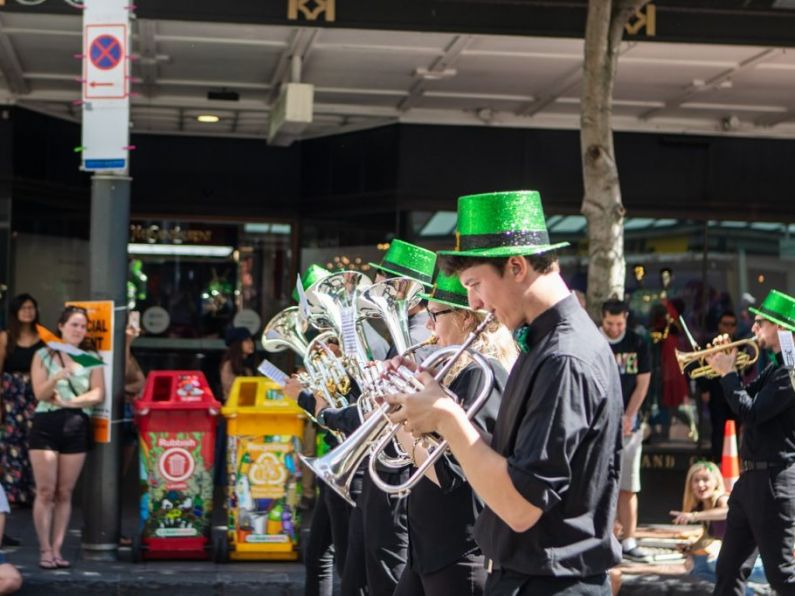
580;0;649;320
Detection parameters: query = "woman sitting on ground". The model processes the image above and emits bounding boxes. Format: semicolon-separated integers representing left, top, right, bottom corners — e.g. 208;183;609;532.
670;461;766;592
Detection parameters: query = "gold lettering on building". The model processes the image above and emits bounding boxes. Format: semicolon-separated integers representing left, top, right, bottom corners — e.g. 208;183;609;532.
129;224;213;245
625;3;656;37
288;0;336;22
641;453;676;469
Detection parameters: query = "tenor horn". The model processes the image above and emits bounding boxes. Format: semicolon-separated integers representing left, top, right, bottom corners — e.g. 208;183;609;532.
261;306;309;357
358;277;425;358
309;271;372;361
300;314;494;505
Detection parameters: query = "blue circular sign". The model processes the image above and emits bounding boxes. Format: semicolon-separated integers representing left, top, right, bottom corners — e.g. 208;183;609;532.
90;35;123;70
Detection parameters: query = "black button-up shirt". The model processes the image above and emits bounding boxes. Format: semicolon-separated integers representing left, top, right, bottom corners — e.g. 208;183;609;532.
408;360;508;574
719;361;795;464
474;294;623;577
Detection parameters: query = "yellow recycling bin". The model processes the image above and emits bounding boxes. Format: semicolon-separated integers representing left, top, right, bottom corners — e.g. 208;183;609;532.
218;377;306;562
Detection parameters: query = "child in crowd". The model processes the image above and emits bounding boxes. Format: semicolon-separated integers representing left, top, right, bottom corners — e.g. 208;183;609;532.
670;461;766;591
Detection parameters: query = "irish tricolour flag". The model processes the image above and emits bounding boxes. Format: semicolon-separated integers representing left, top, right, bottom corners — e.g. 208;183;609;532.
37;324;105;368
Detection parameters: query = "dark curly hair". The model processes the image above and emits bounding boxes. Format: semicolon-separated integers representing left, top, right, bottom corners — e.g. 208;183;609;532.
6;293;40;355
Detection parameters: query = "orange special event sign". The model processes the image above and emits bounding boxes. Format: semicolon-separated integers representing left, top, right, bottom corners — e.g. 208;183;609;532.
66;300;115;443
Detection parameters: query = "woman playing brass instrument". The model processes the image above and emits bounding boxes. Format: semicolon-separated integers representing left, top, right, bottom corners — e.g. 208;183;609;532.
391;272;516;596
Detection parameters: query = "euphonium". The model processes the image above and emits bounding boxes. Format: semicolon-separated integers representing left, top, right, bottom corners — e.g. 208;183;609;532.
676;338;759;379
299;314;493;505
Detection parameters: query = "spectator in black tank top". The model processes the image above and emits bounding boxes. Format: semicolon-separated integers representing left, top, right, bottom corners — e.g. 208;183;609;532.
0;293;45;508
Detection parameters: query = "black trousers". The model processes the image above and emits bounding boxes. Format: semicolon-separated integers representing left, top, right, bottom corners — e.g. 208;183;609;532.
305;484;335;596
484;569;610;596
325;484;353;577
341;489;368;596
360;466;409;596
715;465;795;595
394;552;486;596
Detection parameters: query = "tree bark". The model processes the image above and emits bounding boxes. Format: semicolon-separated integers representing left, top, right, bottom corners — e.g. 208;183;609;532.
580;0;649;319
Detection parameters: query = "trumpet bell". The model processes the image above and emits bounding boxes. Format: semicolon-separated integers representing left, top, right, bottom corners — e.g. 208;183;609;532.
299;402;393;507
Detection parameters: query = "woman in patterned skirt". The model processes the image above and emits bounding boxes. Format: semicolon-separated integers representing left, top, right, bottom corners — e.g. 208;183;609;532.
0;294;44;506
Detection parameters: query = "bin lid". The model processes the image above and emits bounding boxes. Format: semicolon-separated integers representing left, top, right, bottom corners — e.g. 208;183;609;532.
221;377;306;417
135;370;221;412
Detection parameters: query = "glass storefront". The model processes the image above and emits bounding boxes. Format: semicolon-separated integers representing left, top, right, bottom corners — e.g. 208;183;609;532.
127;219;296;393
128;220;294;340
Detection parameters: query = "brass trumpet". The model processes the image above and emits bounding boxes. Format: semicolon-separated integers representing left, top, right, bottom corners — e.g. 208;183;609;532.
675;338;759;379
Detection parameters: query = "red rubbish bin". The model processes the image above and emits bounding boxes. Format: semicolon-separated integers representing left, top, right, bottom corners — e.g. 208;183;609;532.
134;371;221;560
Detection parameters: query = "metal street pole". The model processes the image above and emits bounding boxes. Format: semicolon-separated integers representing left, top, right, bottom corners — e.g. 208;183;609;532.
82;173;130;561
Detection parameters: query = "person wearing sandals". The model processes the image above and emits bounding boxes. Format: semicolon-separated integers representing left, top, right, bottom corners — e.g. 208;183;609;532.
0;293;45;508
29;306;105;570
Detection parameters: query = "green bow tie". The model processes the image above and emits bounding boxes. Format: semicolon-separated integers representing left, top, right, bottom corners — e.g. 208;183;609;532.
513;325;531;353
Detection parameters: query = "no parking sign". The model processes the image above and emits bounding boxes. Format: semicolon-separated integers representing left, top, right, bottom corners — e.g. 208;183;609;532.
81;0;130;172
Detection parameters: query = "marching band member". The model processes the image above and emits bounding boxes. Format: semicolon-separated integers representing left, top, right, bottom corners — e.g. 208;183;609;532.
284;264;367;596
318;240;438;595
706;289;795;595
391;271;515;596
387;191;624;595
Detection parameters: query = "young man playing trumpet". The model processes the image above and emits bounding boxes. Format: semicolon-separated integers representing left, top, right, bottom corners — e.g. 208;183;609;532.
706;289;795;595
386;191;624;595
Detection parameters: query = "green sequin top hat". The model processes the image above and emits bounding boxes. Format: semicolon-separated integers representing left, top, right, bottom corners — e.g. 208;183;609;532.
368;239;436;287
748;289;795;333
438;190;569;258
292;264;331;302
419;271;470;310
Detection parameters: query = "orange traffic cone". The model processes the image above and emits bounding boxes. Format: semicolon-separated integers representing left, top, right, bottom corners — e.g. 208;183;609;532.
721;420;740;492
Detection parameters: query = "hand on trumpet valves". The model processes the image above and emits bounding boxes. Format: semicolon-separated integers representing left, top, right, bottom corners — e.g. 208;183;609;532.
384;355;420;376
704;333;737;377
384;371;462;437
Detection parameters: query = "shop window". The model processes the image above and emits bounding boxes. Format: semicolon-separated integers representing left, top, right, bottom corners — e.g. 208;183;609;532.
127;219;294;342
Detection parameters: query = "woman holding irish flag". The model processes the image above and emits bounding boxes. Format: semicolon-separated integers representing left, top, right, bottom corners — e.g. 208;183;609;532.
29;305;105;570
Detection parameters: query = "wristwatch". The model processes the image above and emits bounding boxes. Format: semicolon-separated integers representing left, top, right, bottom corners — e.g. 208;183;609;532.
317;408;329;427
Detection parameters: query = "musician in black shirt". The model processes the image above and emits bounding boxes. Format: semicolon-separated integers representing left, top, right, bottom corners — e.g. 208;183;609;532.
387;191;623;595
706;289;795;595
390;272;515;596
319;240;438;595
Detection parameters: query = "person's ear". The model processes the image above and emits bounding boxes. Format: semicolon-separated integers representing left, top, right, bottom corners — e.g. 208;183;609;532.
507;256;525;278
